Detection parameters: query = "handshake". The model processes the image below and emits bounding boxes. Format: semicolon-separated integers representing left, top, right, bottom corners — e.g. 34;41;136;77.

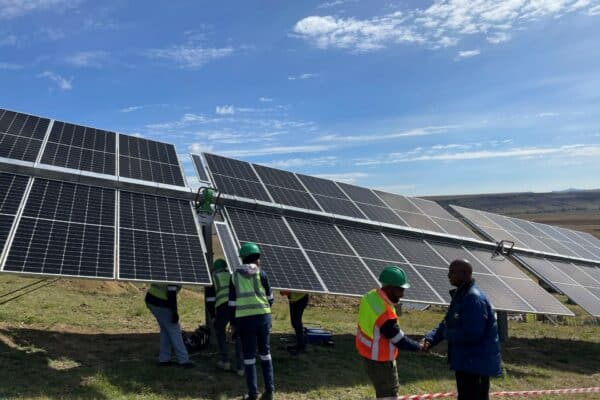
418;338;432;352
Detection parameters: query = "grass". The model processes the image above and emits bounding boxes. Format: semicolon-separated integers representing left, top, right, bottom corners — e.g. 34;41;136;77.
0;276;598;400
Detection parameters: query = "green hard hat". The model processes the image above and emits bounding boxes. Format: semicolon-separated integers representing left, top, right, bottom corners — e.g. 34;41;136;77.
379;265;411;289
213;258;227;271
239;242;261;258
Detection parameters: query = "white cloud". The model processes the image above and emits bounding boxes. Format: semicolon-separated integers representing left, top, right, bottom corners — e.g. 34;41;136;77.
259;97;273;102
536;112;559;118
589;4;600;14
146;113;217;130
317;0;355;9
314;172;368;184
457;49;481;59
221;145;332;158
65;51;109;67
39;27;65;40
288;73;317;80
121;104;170;113
146;45;234;69
486;32;511;44
189;142;215;154
0;34;17;46
0;61;23;70
316;125;452;142
264;156;338;169
293;1;596;52
0;0;80;19
356;144;600;165
37;71;72;90
216;105;235;115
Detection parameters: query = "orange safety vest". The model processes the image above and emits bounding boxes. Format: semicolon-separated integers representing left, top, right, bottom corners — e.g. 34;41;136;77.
355;288;399;361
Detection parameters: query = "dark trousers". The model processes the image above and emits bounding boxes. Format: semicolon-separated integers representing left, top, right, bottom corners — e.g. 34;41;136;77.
238;313;274;396
455;371;490;400
289;295;308;349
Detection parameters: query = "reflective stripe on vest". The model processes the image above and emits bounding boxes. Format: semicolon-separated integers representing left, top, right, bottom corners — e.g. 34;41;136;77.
355;288;398;361
213;270;231;308
148;284;180;301
233;270;271;318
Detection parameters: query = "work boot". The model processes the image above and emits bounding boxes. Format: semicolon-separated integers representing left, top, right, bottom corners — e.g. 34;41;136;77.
260;391;273;400
217;360;231;371
241;394;257;400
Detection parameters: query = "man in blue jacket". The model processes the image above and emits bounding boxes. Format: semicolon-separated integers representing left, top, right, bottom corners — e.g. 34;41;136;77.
422;259;502;400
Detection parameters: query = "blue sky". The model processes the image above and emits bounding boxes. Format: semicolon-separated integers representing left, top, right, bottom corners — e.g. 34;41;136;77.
1;0;599;196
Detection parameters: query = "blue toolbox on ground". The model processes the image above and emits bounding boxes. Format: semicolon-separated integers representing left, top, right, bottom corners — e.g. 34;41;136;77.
304;327;334;346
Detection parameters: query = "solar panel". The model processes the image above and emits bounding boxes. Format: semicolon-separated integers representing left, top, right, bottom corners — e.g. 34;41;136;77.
473;273;533;312
0;108;50;162
337;226;400;261
452;205;600;262
514;254;600;316
501;278;572;315
304;251;377;295
415;266;453;302
119;135;184;186
386;234;447;268
3;178;115;278
215;221;239;273
202;153;478;239
362;258;443;303
118;191;209;283
467;249;529;279
0;173;29;261
223;207;326;292
40;121;116;175
191;154;210;182
287;218;353;255
428;242;488;274
312;195;365;218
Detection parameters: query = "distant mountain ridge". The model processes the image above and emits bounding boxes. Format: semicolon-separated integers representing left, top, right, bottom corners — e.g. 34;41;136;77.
426;188;600;216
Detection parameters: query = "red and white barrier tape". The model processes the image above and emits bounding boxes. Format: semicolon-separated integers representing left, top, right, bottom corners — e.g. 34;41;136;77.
398;387;600;400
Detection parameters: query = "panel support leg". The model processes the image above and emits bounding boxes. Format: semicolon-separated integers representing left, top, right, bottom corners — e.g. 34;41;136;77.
497;311;509;342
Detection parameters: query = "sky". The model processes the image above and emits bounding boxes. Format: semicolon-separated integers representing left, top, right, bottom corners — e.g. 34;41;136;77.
1;0;600;196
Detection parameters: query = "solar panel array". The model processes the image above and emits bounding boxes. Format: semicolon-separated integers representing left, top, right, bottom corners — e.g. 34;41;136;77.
119;135;185;186
0;108;209;285
452;205;600;261
0;108;50;162
119;192;209;283
191;154;210;183
0;176;210;284
1;108;185;187
203;153;479;239
40;120;116;175
3;178;115;278
215;221;239;273
223;205;572;315
514;255;600;317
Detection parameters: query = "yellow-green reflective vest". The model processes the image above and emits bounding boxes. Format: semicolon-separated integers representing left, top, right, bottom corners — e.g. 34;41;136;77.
233;271;271;318
148;284;180;301
213;270;231;308
289;292;308;303
356;289;398;361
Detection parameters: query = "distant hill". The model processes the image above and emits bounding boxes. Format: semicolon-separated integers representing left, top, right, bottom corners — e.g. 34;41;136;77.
426;189;600;216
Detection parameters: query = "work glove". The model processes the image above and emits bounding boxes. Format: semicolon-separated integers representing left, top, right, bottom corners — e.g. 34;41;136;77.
171;312;179;324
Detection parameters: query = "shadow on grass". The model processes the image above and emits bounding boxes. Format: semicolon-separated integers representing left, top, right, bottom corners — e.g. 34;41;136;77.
0;328;597;399
0;328;451;399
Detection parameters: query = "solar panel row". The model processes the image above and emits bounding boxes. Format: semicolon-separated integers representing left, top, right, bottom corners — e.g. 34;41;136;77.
223;205;572;315
0;176;210;284
203;153;479;239
0;108;185;187
452;205;600;262
514;254;600;317
0;109;50;162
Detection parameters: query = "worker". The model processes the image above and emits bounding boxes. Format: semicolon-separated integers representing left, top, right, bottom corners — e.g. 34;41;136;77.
280;291;309;355
421;259;502;400
229;242;274;400
145;283;195;368
356;265;422;400
206;258;243;375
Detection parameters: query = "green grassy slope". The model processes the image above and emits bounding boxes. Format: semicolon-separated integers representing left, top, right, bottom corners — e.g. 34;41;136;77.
0;276;598;400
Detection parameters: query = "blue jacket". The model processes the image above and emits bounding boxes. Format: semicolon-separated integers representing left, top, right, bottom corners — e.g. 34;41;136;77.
425;281;502;377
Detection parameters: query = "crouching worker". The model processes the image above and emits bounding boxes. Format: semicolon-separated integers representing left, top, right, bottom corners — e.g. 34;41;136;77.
206;258;243;375
145;283;195;368
230;243;274;400
356;265;423;400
